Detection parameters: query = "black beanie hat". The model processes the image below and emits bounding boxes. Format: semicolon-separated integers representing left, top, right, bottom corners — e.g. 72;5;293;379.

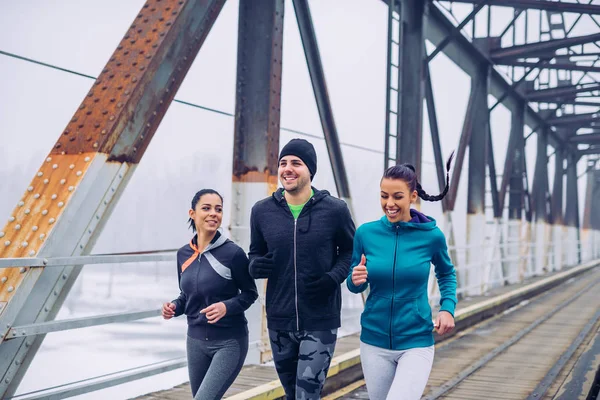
278;139;317;180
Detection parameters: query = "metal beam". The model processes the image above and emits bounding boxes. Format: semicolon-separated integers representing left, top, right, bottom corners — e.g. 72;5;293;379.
496;60;600;74
551;149;564;225
508;103;527;220
569;133;600;143
424;3;560;146
532;131;550;222
425;65;449;211
231;0;283;187
546;112;600;126
446;71;480;211
426;0;488;63
565;155;580;229
570;52;600;58
12;358;188;400
500;102;524;213
487;123;501;218
537;100;600;108
446;0;600;15
489;58;548;112
468;64;490;215
0;1;226;396
396;0;427;170
582;168;596;231
6;309;160;338
523;154;534;224
492;32;600;61
292;0;352;205
588;169;600;231
0;252;175;268
465;62;491;296
230;0;285;365
498;9;523;41
383;0;399;171
527;83;600;102
579;147;600;155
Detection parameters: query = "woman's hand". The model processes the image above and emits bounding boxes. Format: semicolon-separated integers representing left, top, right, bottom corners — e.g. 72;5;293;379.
162;302;176;320
434;311;455;335
351;254;368;286
200;302;227;324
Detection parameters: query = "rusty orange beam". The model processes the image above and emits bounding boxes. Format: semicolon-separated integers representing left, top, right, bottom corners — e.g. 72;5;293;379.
0;0;226;395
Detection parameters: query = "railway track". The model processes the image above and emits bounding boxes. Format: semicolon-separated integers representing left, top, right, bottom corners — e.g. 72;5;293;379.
327;266;600;400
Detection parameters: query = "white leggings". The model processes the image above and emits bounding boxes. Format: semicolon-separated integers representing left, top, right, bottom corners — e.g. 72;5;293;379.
360;341;434;400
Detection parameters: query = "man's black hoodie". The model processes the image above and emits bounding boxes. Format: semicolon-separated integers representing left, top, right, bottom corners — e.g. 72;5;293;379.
248;187;355;331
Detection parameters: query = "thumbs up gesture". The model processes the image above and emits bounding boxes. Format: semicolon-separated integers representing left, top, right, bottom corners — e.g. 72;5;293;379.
351;254;368;286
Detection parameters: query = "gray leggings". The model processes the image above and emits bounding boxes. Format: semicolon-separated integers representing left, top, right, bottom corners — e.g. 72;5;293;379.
186;335;248;400
360;341;434;400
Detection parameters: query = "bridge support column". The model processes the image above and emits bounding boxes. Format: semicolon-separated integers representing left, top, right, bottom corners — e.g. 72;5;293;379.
565;154;580;265
582;166;600;262
465;63;490;295
506;103;526;283
229;0;285;365
395;0;428;170
550;149;565;270
532;131;550;275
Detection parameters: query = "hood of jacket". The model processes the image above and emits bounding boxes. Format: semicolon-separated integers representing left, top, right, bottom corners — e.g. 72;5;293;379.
189;230;229;253
272;186;329;205
379;209;437;231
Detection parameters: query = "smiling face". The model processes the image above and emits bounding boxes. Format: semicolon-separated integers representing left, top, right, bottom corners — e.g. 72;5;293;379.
278;155;311;194
380;178;418;223
189;193;223;234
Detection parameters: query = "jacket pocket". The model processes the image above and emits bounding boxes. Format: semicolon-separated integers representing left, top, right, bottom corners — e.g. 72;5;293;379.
392;296;433;337
266;277;295;319
361;294;391;336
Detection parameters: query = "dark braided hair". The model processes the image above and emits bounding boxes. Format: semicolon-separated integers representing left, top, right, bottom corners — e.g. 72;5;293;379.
188;189;223;232
382;151;455;202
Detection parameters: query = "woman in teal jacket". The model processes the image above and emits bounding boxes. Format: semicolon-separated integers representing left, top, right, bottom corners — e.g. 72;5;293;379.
346;156;457;400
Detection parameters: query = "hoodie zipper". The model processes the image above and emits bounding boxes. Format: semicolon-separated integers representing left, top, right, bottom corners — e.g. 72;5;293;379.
390;226;399;349
294;219;299;331
279;191;313;332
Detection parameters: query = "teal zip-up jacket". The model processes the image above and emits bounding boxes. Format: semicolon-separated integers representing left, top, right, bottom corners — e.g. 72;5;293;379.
346;210;457;350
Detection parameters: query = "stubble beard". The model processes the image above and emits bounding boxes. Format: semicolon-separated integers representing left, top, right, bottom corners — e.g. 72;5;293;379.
282;176;309;194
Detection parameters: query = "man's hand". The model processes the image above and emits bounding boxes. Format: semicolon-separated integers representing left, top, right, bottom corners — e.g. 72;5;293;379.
249;252;275;279
200;302;227;324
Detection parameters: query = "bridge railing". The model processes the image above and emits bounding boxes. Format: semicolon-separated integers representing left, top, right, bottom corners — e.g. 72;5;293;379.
0;251;191;400
1;230;599;399
429;233;600;302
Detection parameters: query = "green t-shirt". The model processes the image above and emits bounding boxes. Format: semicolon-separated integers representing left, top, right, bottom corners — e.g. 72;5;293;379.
287;189;314;219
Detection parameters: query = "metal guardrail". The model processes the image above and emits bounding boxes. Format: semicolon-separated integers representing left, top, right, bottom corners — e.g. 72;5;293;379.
7;357;188;400
0;233;599;399
5;309;161;338
0;252;176;269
